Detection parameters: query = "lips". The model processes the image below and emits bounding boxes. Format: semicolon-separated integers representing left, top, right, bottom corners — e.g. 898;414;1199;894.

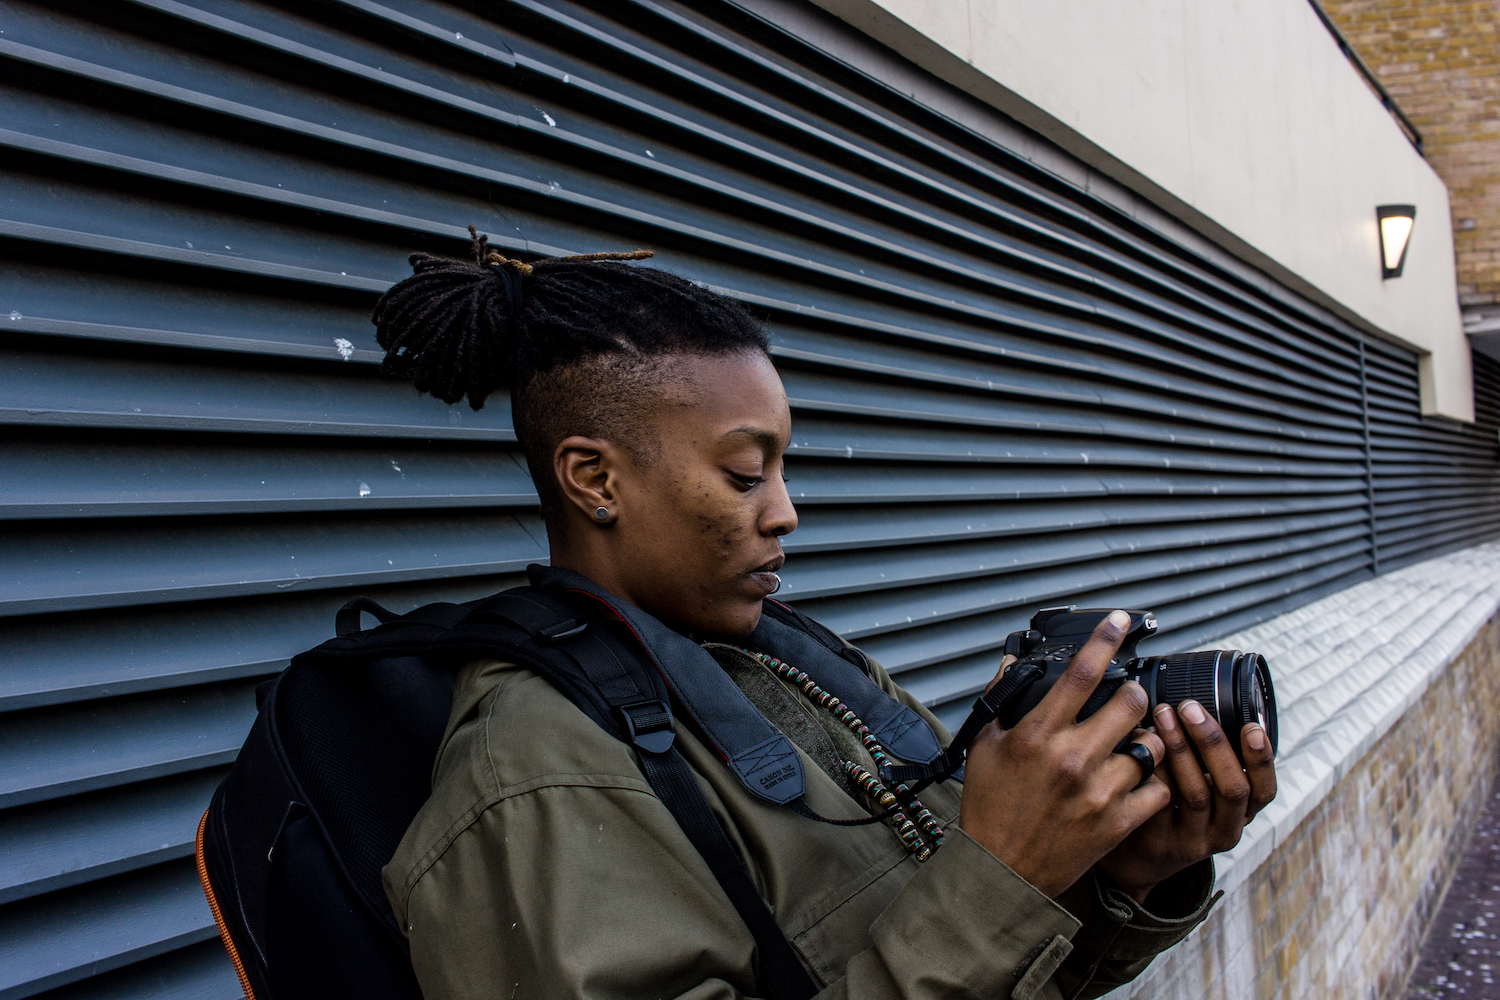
748;553;785;595
752;554;786;575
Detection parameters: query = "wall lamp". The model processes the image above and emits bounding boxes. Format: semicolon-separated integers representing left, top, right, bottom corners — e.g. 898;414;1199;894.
1378;204;1416;279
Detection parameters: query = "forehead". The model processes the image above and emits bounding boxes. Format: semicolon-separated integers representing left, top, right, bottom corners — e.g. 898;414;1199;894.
657;351;789;443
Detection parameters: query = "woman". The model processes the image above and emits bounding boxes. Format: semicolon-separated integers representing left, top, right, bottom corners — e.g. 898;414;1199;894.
373;232;1276;1000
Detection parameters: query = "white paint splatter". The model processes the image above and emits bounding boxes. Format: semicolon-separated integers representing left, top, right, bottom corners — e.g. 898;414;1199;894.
358;482;371;497
645;149;654;158
541;112;556;127
6;311;19;321
334;338;355;360
390;460;402;473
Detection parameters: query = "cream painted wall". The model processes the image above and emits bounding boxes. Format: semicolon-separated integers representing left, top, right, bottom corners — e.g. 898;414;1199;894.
804;0;1473;421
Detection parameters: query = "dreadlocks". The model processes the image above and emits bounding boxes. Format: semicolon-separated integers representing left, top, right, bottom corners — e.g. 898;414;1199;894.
371;227;769;527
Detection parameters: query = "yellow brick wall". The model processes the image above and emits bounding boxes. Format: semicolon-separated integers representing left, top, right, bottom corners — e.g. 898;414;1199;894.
1319;0;1500;305
1117;613;1500;1000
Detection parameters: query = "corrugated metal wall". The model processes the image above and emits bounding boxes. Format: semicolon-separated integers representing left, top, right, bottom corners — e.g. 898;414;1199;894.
2;0;1497;995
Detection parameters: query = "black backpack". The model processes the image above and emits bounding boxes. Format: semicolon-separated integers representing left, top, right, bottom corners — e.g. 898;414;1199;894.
195;567;942;1000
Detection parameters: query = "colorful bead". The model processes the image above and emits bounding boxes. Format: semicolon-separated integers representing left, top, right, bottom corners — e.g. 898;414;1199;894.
744;646;944;859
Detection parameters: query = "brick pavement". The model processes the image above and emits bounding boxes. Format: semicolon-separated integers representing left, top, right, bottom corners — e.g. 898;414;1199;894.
1406;777;1500;999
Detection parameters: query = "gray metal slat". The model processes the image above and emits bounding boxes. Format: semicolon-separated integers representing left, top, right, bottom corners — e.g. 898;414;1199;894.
1110;557;1374;655
0;216;381;295
750;281;1363;417
0;860;216;1000
0;255;378;363
0;573;529;712
22;939;240;1000
781;367;1363;445
783;412;1368;471
784;493;1370;554
1375;510;1500;551
0;439;536;519
0;770;223;906
781;507;1372;602
0;681;256;810
0;511;547;617
1378;521;1500;570
1374;491;1500;518
0;345;516;440
771;322;1362;421
844;539;1373;675
802;525;1373;641
780;460;1367;505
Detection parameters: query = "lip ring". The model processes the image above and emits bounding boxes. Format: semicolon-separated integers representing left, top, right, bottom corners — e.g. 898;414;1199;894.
766;573;782;595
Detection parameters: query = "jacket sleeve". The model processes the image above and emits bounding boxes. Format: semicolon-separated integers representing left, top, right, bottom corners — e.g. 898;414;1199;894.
398;778;1095;1000
1049;861;1219;999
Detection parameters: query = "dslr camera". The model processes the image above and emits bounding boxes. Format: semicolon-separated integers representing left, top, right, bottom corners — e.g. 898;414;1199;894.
999;606;1278;761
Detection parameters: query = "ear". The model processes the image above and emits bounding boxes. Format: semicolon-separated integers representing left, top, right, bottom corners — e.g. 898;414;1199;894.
553;436;628;523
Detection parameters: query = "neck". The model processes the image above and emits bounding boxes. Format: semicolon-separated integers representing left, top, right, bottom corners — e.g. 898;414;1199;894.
546;536;645;615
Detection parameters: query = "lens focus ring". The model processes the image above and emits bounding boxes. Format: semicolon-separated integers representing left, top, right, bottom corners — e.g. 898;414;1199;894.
1152;651;1225;719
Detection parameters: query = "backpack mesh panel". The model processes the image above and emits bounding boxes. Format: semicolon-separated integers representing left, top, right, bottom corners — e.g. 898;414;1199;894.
275;657;454;916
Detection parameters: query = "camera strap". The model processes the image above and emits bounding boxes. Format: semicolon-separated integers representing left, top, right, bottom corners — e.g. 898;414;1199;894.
880;661;1046;786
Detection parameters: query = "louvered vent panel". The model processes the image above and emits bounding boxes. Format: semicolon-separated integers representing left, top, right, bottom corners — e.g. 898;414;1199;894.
1;0;1497;995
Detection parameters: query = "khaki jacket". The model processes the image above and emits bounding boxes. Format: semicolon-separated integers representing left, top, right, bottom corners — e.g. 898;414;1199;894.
384;642;1215;1000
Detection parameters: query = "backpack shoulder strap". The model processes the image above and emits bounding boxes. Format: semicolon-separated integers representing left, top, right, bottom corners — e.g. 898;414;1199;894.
748;606;943;767
759;598;870;673
304;587;819;1000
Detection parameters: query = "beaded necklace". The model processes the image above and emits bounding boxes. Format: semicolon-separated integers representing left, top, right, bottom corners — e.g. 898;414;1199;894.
739;649;945;862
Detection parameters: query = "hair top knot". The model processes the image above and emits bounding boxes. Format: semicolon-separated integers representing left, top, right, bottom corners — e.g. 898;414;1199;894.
372;224;750;419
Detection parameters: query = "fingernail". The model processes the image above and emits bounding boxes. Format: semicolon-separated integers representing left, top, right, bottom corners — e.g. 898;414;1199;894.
1247;726;1267;750
1107;609;1130;630
1180;700;1206;725
1154;704;1176;731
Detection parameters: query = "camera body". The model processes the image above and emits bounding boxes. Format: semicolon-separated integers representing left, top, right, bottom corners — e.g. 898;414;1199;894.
998;606;1278;760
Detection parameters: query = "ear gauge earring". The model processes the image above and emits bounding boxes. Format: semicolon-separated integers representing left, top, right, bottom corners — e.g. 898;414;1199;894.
594;507;611;522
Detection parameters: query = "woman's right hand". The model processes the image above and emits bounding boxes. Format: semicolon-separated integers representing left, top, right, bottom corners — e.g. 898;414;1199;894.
957;611;1170;898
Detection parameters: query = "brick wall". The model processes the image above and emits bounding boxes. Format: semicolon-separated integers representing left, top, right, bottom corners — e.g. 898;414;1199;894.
1115;612;1500;1000
1319;0;1500;306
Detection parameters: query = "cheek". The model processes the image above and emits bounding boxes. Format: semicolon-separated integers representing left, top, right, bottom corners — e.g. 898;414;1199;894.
695;509;747;556
675;481;753;569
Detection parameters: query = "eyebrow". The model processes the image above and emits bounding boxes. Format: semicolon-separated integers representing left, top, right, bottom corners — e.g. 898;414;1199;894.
721;425;779;447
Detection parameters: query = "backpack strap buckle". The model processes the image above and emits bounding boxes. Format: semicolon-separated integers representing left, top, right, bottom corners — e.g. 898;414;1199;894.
617;700;675;755
538;618;589;642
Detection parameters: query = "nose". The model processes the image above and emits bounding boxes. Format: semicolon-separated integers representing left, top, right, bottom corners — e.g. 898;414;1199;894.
762;471;798;538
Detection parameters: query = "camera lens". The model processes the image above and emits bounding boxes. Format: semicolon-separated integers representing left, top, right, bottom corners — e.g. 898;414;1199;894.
1127;649;1278;761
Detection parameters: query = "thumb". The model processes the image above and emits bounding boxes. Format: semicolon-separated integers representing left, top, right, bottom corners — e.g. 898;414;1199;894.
983;654;1019;695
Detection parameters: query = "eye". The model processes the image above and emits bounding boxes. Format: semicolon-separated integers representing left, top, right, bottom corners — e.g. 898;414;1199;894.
730;472;766;489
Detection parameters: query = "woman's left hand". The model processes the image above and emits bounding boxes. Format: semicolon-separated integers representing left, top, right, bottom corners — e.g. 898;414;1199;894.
1095;701;1278;903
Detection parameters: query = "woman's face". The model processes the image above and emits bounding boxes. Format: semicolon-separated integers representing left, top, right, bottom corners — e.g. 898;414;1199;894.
553;350;798;637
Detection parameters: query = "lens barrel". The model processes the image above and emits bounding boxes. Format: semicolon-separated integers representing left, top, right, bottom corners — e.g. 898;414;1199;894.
1125;650;1278;759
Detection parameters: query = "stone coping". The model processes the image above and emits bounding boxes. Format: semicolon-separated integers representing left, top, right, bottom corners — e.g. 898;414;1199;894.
1206;539;1500;898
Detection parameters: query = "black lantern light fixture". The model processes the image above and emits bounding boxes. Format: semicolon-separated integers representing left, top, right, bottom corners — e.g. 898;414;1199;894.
1377;204;1416;279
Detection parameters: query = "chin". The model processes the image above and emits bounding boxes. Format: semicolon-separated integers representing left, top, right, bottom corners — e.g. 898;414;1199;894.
696;599;764;640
